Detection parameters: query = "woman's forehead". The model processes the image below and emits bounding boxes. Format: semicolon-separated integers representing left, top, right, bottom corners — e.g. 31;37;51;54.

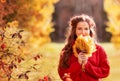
77;21;89;27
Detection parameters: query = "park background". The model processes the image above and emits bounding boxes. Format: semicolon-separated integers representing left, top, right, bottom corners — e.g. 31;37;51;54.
0;0;120;81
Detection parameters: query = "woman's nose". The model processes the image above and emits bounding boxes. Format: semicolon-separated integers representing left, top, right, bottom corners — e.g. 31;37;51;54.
81;30;86;36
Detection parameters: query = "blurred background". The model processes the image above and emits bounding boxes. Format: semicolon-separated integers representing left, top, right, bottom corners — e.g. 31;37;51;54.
0;0;120;81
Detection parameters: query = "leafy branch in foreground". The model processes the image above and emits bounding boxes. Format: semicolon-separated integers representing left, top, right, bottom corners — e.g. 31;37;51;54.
0;21;42;81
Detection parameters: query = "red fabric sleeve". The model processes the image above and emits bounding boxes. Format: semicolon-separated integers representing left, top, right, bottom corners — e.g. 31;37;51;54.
58;52;82;80
85;45;110;78
58;61;82;80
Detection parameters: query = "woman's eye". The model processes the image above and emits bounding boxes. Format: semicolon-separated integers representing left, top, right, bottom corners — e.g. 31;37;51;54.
77;28;82;30
85;28;89;30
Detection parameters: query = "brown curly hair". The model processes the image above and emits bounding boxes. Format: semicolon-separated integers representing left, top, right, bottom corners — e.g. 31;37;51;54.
59;14;97;68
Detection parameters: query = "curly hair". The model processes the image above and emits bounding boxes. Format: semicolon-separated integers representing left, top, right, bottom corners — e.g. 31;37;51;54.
59;14;97;68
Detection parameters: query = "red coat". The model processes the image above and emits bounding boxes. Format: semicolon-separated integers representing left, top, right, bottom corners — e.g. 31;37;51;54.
58;44;110;81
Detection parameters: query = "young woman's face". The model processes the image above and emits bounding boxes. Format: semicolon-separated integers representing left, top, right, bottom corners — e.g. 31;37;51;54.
76;21;90;37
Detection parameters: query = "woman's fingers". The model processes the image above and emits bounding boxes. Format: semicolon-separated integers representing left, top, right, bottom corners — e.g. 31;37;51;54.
78;52;88;64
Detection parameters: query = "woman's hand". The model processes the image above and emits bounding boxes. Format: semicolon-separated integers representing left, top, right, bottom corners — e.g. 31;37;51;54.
63;73;72;81
78;52;88;65
65;77;73;81
78;52;88;71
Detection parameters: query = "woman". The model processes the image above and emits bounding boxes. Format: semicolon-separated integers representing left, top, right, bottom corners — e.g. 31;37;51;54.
58;14;110;81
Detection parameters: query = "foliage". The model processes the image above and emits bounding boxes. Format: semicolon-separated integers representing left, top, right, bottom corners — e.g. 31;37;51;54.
0;0;59;46
104;0;120;49
0;21;43;81
26;0;59;46
0;0;17;27
0;0;59;81
0;21;53;81
73;35;96;57
0;21;24;81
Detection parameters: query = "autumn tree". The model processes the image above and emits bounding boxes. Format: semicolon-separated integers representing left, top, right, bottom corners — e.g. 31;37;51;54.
0;0;59;81
0;0;59;46
104;0;120;49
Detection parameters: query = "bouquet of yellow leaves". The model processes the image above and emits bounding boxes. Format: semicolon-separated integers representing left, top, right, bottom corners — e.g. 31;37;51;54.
73;35;96;58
